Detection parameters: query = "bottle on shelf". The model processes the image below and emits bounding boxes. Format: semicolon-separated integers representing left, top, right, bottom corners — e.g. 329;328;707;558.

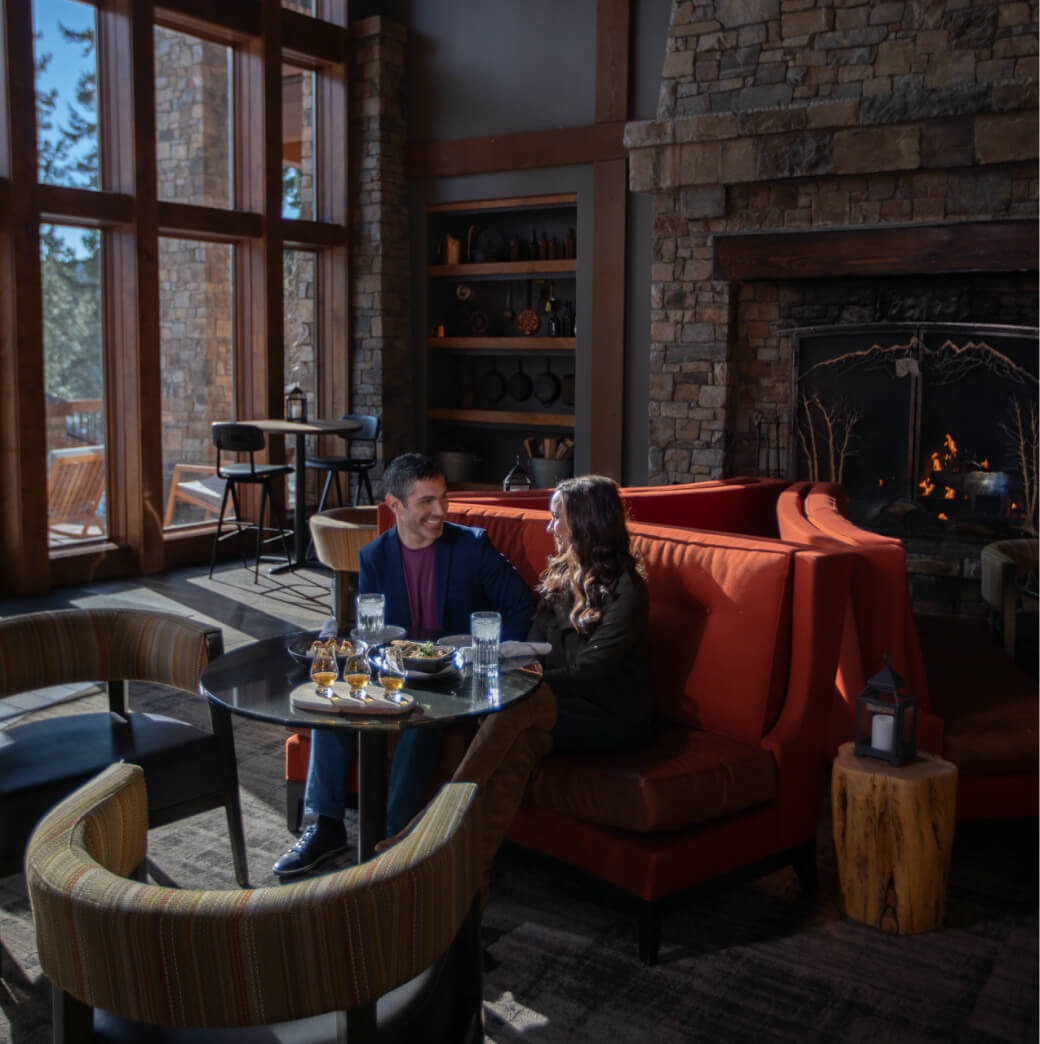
564;227;576;259
503;455;533;491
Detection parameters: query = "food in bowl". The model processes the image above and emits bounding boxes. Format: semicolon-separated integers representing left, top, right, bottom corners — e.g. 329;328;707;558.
390;639;455;673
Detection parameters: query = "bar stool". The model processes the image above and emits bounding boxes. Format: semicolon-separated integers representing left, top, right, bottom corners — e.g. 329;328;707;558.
208;422;293;582
304;413;380;510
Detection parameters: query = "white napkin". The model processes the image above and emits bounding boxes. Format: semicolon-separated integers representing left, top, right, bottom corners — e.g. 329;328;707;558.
455;641;552;665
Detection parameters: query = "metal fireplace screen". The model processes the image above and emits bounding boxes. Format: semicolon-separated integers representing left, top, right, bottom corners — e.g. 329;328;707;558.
791;323;1038;539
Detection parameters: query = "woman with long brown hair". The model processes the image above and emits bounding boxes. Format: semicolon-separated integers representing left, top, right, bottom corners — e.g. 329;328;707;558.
533;473;654;752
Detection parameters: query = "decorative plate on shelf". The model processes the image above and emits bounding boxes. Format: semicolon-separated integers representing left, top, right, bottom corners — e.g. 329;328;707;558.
455;283;473;301
516;308;540;335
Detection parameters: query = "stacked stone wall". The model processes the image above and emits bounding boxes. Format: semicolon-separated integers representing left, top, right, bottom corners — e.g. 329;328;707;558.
627;0;1038;484
350;19;410;494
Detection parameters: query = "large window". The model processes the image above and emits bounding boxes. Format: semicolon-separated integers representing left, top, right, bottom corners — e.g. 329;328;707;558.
34;0;99;189
282;66;315;221
155;27;233;209
160;239;234;529
2;0;350;592
42;223;105;546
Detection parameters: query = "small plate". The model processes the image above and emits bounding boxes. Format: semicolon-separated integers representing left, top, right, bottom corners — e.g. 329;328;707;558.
290;682;415;716
436;634;472;649
349;625;407;648
287;635;354;663
390;640;456;674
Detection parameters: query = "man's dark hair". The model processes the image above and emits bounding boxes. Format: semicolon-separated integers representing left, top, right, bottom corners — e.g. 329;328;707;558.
383;452;443;502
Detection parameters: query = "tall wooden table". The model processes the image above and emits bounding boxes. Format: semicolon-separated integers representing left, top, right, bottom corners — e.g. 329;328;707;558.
244;417;361;572
831;741;958;934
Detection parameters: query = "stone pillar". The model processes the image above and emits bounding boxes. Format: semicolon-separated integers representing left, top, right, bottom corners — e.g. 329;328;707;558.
351;17;409;495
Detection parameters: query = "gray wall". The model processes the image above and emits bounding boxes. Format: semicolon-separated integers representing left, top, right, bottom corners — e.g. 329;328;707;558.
399;0;672;484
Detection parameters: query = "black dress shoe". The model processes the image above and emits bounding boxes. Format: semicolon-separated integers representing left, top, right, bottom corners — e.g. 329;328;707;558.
272;822;348;878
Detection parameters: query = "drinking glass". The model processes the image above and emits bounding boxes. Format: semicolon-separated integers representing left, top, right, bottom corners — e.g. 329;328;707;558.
469;611;501;675
376;646;408;700
310;644;339;699
343;641;371;700
356;593;386;641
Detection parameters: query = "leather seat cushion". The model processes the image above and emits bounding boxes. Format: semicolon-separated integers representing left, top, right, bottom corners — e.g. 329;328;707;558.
943;701;1039;775
528;726;777;833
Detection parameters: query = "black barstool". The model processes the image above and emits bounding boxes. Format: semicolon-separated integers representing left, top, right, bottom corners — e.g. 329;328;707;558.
208;422;293;582
304;413;380;510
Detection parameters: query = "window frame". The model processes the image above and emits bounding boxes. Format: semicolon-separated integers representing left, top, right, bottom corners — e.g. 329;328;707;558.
0;0;349;592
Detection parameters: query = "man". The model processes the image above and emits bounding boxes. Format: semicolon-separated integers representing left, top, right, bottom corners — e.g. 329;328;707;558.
273;451;534;877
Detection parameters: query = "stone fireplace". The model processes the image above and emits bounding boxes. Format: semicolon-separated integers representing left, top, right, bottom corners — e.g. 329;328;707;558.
624;0;1038;612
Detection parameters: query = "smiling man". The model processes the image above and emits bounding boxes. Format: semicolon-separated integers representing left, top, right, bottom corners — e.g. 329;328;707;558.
274;452;534;878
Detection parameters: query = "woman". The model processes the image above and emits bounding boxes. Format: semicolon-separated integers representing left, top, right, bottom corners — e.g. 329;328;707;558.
430;475;654;894
532;474;654;753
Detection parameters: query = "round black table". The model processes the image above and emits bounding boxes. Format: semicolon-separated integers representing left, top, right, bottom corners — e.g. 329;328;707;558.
200;632;543;863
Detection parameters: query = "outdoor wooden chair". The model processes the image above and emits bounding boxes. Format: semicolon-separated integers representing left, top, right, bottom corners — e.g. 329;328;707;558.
47;446;105;537
162;463;224;527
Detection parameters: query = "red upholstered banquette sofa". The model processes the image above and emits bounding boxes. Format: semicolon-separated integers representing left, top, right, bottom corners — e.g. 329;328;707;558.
285;476;1035;960
774;481;1038;820
444;498;852;962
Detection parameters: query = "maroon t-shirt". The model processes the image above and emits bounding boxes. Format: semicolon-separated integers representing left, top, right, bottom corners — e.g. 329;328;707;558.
400;542;438;639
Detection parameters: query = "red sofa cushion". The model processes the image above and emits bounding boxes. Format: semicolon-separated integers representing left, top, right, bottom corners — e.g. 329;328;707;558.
528;726;777;833
629;524;794;743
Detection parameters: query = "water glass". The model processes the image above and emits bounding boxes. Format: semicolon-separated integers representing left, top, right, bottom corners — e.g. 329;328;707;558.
356;593;386;639
469;611;501;675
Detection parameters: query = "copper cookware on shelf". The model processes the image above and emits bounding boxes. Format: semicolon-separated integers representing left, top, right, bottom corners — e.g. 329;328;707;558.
516;281;539;336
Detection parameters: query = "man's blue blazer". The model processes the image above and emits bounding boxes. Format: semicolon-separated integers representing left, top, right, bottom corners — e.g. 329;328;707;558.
358;521;533;640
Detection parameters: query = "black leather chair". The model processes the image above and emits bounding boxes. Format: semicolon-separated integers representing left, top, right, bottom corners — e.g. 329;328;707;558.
305;413;380;510
209;422;293;581
0;608;247;886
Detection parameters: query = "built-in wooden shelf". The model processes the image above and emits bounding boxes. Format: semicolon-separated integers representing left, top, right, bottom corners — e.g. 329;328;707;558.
429;259;576;278
429;408;574;428
429;337;575;351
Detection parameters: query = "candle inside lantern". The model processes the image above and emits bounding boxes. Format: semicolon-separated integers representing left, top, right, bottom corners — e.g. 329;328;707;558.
871;714;894;752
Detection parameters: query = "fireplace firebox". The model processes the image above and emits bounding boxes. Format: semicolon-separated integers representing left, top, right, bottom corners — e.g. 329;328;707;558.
791;323;1038;541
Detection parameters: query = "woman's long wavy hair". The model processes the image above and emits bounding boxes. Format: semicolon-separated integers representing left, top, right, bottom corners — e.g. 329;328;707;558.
537;474;644;633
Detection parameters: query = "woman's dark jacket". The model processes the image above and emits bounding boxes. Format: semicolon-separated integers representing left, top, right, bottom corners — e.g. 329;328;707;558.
527;564;650;724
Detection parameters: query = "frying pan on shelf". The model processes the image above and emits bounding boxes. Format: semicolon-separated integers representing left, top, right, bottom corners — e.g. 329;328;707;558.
534;359;561;405
508;360;532;402
562;372;575;406
478;358;506;406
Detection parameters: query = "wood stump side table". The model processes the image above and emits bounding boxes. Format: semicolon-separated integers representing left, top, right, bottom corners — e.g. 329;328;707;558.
831;741;958;934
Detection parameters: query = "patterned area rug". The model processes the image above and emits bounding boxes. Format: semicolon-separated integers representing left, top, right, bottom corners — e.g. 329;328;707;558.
1;684;1037;1044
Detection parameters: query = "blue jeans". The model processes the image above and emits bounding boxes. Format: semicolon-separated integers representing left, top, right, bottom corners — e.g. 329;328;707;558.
551;696;655;755
303;727;443;837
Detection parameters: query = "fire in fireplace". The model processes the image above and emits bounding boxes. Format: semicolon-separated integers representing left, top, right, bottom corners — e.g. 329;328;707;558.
792;323;1038;540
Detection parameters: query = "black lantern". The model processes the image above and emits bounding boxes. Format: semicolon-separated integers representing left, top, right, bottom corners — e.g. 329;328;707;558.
284;382;307;422
854;660;917;766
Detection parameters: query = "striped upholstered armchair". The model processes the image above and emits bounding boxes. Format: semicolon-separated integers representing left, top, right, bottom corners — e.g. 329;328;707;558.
26;763;484;1043
0;608;247;885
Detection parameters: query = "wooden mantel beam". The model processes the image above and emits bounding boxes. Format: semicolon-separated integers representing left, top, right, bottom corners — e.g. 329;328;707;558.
713;220;1038;281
